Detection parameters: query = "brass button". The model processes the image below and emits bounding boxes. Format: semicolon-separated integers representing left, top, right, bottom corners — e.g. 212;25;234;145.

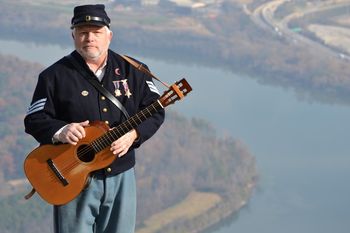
105;120;109;125
102;108;108;112
101;96;106;100
106;167;112;173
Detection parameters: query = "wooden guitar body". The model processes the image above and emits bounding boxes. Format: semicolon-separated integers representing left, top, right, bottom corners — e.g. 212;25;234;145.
24;122;114;205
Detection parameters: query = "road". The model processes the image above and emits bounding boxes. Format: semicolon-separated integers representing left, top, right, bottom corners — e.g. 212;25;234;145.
246;0;350;60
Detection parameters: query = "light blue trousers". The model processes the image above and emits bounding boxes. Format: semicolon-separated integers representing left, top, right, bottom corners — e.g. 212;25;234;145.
53;168;136;233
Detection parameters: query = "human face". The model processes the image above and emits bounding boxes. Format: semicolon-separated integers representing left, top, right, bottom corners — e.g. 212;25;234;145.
72;25;113;61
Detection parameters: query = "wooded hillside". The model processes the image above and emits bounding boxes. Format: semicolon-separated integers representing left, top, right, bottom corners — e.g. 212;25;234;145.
0;55;42;182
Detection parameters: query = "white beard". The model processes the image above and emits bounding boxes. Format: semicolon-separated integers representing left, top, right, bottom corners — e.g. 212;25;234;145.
80;48;103;61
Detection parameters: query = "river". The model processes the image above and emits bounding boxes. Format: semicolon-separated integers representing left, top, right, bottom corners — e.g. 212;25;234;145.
1;39;350;233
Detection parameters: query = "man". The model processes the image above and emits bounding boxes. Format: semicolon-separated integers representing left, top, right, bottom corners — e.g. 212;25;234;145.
24;4;164;233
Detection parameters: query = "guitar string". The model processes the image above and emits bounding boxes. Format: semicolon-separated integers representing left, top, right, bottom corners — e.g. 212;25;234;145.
47;124;126;179
47;103;160;179
47;101;162;180
51;112;147;176
56;107;150;170
49;110;141;182
47;121;128;178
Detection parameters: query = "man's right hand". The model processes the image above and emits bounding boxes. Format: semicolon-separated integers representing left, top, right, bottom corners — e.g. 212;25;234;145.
57;120;90;145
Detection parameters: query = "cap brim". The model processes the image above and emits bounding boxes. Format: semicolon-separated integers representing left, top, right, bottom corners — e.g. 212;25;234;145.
71;21;107;29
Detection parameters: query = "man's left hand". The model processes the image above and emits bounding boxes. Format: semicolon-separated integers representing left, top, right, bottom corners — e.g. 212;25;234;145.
110;129;138;157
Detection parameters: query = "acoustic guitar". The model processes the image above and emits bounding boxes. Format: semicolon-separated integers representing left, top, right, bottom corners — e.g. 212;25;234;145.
24;78;192;205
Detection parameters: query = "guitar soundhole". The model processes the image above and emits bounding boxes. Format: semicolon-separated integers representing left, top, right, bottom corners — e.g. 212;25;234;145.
77;144;95;163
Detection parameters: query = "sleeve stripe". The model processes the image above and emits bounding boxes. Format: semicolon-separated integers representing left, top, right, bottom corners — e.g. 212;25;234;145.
27;98;47;115
146;81;160;95
27;104;45;115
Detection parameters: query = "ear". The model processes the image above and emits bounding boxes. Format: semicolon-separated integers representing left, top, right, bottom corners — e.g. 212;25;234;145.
109;30;113;40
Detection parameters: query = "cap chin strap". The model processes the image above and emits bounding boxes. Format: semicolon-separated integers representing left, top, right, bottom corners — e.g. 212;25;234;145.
71;16;110;28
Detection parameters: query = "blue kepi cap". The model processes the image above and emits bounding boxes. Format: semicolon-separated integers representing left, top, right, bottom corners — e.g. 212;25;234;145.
71;4;111;29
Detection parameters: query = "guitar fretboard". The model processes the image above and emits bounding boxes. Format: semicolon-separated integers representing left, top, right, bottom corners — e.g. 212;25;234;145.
90;100;163;153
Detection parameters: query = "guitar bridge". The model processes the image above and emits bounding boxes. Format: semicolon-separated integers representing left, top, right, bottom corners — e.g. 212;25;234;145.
47;159;69;186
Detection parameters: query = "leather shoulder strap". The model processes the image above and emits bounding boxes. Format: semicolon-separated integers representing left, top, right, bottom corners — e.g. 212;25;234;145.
87;78;130;118
66;54;130;119
120;55;170;88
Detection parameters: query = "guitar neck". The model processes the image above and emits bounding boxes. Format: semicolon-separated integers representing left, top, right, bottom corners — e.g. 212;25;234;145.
90;100;163;153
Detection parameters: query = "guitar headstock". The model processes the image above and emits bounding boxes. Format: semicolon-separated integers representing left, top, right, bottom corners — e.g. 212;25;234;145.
159;78;192;108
